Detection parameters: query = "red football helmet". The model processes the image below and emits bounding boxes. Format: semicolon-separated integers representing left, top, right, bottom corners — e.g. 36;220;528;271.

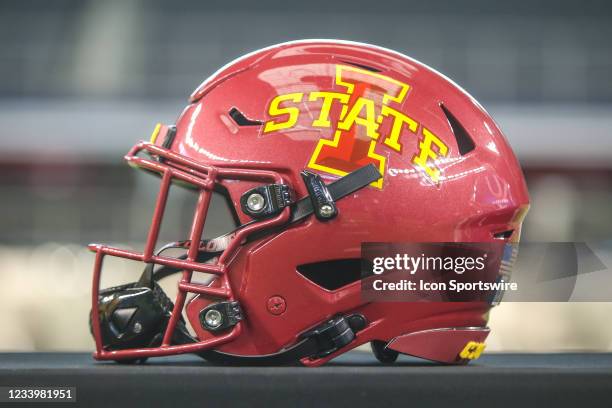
89;40;529;366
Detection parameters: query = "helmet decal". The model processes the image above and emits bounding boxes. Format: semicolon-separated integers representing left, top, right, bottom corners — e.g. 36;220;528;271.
263;64;450;187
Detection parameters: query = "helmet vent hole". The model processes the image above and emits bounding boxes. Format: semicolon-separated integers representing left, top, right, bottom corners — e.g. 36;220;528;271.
229;107;263;126
340;60;381;73
297;259;362;291
440;103;476;155
493;230;515;240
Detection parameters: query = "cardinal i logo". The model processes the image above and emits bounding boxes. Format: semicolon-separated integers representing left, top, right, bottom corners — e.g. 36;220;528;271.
262;65;449;188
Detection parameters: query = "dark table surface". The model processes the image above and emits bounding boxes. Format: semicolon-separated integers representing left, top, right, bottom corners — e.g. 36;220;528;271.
1;352;611;407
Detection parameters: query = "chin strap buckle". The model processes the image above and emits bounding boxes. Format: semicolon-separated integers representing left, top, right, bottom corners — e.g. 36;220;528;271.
300;170;337;221
301;314;367;358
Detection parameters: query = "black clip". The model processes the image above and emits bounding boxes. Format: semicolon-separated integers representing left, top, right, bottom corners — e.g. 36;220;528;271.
162;125;177;149
301;314;366;358
240;184;293;219
156;125;177;164
300;170;337;221
199;301;243;333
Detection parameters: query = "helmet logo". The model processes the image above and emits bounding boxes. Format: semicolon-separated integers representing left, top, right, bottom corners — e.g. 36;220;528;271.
263;65;449;187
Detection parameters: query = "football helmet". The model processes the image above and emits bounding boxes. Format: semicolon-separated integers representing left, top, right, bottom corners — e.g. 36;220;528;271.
89;40;529;366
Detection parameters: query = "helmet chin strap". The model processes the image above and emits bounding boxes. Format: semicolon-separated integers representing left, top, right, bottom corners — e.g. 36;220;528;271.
194;313;367;366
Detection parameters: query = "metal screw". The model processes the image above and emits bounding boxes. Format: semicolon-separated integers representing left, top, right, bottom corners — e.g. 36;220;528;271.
246;193;265;212
133;322;142;334
319;205;334;218
266;296;287;315
204;309;223;329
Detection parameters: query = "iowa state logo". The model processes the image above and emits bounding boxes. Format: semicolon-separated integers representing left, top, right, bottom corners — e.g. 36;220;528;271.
263;65;449;188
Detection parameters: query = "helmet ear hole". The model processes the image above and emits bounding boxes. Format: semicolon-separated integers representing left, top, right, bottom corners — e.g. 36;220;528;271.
371;340;399;364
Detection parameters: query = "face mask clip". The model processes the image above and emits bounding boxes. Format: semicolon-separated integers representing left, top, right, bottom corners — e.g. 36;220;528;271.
199;301;243;332
240;184;294;219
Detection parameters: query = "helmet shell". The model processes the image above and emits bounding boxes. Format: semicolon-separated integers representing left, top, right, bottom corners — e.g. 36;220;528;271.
164;40;530;358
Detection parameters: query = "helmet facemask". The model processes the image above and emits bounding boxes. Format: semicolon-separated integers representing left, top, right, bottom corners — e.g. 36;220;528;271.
89;140;293;361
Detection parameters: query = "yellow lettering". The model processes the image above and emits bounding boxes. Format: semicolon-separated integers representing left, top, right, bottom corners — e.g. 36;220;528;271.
337;97;379;139
380;106;418;152
308;92;349;128
263;93;304;133
412;127;449;183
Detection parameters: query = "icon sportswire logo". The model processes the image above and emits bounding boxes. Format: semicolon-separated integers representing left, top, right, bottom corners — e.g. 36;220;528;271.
262;64;450;187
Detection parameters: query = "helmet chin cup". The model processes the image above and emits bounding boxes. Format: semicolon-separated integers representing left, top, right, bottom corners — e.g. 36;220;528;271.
94;284;165;350
91;281;195;355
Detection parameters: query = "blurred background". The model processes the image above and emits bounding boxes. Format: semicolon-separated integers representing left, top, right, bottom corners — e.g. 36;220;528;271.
0;0;611;353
